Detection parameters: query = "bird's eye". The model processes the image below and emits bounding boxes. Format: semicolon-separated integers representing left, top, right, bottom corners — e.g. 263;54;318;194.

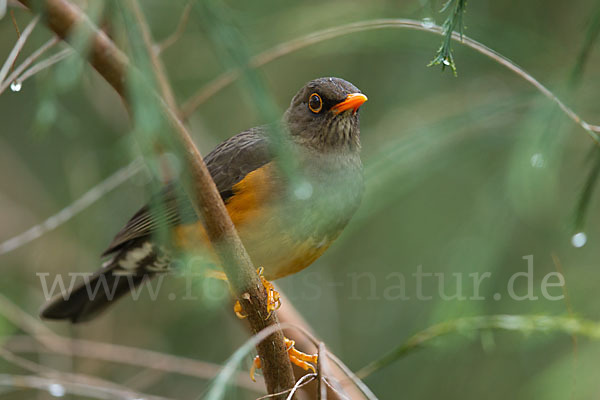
308;93;322;113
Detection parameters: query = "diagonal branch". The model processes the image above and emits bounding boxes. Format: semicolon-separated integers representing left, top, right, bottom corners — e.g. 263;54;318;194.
127;0;177;110
17;0;295;397
0;15;39;84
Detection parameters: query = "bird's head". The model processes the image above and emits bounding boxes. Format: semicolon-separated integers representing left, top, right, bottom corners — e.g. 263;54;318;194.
284;77;367;152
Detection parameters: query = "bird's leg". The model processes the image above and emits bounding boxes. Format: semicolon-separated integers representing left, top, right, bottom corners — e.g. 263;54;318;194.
250;338;318;381
231;269;317;378
258;268;281;318
233;267;280;319
285;338;318;372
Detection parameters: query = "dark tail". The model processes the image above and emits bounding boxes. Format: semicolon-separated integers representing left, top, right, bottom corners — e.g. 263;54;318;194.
40;265;150;323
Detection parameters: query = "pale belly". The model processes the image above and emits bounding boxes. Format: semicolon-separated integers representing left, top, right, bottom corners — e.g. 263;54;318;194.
236;210;343;280
172;205;345;280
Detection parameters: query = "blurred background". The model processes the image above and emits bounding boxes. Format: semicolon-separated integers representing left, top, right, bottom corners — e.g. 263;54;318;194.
1;0;600;398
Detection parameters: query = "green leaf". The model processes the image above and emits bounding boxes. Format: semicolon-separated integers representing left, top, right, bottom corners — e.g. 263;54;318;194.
428;0;467;76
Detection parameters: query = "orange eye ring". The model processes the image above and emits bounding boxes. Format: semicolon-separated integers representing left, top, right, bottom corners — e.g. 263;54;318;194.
308;93;322;113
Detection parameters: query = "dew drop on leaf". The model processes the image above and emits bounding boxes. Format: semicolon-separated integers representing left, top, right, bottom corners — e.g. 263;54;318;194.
421;18;435;29
10;80;22;92
48;383;66;397
571;232;587;248
530;153;545;168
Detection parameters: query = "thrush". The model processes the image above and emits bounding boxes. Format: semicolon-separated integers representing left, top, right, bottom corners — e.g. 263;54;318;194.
40;76;367;373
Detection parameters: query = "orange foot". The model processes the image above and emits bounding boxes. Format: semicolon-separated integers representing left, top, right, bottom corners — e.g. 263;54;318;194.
234;267;281;319
250;338;318;381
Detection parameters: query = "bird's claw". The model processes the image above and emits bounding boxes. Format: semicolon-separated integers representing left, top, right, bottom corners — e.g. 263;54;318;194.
233;300;247;319
233;267;281;320
250;337;318;381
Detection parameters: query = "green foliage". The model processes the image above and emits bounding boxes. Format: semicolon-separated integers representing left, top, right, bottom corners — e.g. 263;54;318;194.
428;0;467;75
571;4;600;233
357;314;600;379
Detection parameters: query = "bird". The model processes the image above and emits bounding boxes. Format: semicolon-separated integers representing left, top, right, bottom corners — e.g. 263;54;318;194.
40;76;367;372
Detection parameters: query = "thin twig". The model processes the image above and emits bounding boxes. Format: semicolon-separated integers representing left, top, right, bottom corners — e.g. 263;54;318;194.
285;373;317;400
0;15;38;84
15;46;72;82
317;343;327;400
4;335;263;393
180;18;600;144
0;346;59;376
322;379;351;400
9;9;21;73
128;0;177;110
0;374;174;400
0;293;57;342
0;158;143;256
0;36;62;94
0;292;263;393
7;0;26;10
155;1;193;55
255;374;316;400
0;347;170;400
326;352;378;400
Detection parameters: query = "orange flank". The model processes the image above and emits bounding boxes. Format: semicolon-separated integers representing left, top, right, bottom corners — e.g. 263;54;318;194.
225;162;279;227
172;162;338;280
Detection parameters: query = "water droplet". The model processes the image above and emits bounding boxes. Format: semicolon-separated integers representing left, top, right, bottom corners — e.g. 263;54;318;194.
10;80;22;92
48;383;66;397
442;58;451;66
294;181;313;200
530;153;545;168
571;232;587;248
421;18;435;29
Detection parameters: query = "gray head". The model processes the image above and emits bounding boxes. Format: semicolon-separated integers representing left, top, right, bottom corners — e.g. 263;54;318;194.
284;77;367;152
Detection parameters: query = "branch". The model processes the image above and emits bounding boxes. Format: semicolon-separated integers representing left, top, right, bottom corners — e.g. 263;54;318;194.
180;19;600;145
0;374;173;400
0;347;170;400
128;0;177;110
17;0;295;397
0;15;39;84
0;292;262;393
0;159;143;255
5;335;262;393
155;1;193;55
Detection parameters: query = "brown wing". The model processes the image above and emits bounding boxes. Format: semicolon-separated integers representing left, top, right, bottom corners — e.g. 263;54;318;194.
102;127;271;256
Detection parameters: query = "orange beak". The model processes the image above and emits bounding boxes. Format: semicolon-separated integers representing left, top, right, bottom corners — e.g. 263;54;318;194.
331;93;368;115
